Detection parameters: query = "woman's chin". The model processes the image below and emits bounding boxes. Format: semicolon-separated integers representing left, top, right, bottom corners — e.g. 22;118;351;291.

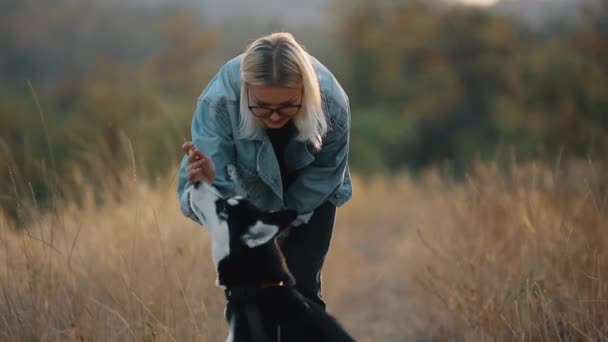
263;119;289;129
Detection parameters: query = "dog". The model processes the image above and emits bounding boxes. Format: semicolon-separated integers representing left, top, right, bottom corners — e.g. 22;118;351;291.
189;182;355;342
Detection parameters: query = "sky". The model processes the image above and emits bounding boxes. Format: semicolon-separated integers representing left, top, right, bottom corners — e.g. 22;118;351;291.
118;0;593;29
458;0;500;5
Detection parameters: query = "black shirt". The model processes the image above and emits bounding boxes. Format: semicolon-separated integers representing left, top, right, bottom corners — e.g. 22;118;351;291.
266;120;297;191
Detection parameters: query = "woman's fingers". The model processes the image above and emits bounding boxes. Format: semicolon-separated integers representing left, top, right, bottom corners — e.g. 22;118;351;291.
191;168;215;183
182;142;205;161
186;158;216;184
181;142;193;153
187;168;203;183
182;142;200;165
187;168;201;177
188;149;208;164
188;159;206;170
188;150;201;162
188;158;213;172
182;141;216;185
201;160;216;182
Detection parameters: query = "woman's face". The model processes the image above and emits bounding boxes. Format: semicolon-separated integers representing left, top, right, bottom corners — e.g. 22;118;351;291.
247;85;303;129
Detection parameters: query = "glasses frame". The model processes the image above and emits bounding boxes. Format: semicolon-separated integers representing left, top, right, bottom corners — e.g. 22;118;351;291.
247;87;303;119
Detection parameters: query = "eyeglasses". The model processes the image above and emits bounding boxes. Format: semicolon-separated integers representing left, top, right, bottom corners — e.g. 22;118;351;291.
247;88;303;118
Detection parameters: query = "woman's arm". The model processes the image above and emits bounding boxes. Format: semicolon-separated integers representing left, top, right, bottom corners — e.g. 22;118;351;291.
177;97;237;224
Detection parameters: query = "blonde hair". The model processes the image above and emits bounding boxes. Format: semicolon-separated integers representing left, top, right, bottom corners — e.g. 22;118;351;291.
239;32;327;150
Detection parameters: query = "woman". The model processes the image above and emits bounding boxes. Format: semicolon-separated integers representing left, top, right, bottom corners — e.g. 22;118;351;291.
177;32;352;339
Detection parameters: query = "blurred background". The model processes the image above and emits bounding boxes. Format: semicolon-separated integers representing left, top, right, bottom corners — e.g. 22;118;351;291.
1;0;607;341
2;0;607;215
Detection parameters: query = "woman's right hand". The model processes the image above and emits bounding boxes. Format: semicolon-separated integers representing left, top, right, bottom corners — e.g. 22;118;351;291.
181;142;216;186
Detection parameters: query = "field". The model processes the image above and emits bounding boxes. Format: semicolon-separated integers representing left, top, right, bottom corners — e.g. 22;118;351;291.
0;160;606;341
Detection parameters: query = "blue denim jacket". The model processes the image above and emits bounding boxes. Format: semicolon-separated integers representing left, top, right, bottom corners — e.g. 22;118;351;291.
177;54;352;225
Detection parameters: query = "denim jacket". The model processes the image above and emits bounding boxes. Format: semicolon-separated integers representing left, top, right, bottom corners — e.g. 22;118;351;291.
177;54;352;225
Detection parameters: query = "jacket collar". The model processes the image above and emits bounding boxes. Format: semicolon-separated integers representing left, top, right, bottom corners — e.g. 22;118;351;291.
251;122;315;172
251;125;315;199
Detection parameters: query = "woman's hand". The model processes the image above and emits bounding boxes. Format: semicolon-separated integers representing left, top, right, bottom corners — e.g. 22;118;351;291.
181;142;216;186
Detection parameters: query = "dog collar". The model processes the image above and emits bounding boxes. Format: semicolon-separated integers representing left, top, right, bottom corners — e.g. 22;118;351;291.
259;281;285;289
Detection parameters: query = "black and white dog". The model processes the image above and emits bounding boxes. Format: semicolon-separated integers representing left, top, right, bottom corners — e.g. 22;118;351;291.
189;182;355;342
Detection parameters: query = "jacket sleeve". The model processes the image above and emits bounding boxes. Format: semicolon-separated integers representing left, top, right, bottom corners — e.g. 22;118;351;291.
283;97;351;222
177;98;237;225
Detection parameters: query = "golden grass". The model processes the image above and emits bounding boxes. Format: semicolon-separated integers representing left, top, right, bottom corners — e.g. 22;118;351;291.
1;160;607;341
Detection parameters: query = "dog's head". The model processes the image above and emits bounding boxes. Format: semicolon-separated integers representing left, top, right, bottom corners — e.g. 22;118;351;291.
189;182;297;268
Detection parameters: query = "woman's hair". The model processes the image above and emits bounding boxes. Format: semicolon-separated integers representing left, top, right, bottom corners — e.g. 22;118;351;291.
239;32;327;150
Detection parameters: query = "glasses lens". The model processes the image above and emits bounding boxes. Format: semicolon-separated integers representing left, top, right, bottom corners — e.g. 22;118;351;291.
277;106;300;116
250;107;273;117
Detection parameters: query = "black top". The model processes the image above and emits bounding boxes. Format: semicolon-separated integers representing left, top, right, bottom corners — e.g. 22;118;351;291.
266;120;297;191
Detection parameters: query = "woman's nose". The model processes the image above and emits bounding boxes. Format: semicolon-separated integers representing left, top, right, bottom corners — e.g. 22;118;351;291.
270;111;282;120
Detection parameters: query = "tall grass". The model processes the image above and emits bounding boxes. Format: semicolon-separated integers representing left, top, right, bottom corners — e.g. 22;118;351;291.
0;159;606;341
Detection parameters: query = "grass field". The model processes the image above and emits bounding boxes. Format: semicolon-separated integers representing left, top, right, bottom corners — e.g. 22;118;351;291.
1;160;606;341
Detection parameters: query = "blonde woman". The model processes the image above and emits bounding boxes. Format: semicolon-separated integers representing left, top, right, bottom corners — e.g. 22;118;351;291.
178;32;352;340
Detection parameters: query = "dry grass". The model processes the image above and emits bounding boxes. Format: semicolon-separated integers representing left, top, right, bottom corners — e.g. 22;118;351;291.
1;160;607;341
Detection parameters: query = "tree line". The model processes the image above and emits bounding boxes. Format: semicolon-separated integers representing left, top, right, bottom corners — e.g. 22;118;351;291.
1;0;607;221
